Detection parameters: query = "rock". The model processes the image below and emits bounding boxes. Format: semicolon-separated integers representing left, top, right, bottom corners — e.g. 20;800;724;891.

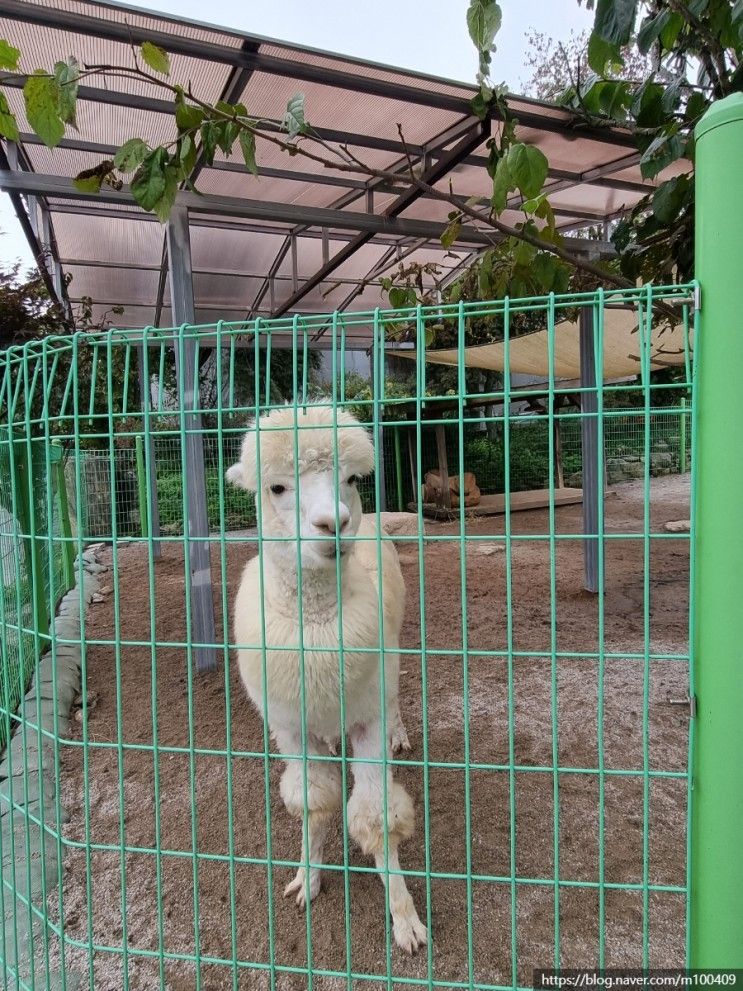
651;452;673;468
664;519;690;533
376;512;418;538
475;542;505;556
624;462;645;479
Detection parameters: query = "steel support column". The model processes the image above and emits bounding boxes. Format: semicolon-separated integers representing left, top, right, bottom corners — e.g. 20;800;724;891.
136;344;162;560
579;305;602;593
166;206;217;672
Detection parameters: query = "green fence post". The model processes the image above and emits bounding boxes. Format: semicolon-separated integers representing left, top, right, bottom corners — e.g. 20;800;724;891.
679;397;687;474
690;93;743;967
135;435;149;539
52;439;75;592
14;438;49;642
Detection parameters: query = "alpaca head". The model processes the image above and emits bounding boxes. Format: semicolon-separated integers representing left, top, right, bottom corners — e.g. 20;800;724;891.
226;403;375;570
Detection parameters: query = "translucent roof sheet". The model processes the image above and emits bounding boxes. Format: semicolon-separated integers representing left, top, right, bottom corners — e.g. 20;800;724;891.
0;0;682;346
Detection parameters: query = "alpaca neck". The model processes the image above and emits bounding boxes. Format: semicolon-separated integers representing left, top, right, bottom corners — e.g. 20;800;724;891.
262;545;346;616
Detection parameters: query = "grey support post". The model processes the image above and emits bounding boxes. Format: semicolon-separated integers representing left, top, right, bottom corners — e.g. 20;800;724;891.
136;344;162;560
166;206;217;671
579;306;602;593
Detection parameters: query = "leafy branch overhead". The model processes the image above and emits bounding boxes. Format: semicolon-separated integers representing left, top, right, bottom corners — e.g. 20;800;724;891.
0;0;739;331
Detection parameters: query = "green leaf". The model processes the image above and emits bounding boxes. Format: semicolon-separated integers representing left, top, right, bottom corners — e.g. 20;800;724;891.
388;286;416;309
441;215;462;250
470;90;491;121
466;0;502;53
507;143;548;199
685;91;708;124
239;128;258;175
140;41;170;76
659;12;684;49
114;137;149;173
0;39;20;71
491;156;512;212
639;130;683;179
152;165;179;223
23;72;64;148
651;174;690;224
54;57;79;127
178;133;197;177
214;119;239;156
597;79;632;119
131;148;168;212
73;173;104;194
175;99;204;132
661;77;684;114
637;10;670;53
587;32;622;74
0;92;19;142
283;93;307;139
199;120;219;166
593;0;638;46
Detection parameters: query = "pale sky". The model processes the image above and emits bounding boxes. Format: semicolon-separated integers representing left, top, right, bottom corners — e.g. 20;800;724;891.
0;0;593;271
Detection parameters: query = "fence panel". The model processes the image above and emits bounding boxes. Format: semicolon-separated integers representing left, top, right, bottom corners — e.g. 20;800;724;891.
0;285;696;989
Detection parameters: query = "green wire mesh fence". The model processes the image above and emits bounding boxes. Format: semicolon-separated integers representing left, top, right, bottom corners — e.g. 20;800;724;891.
0;283;696;991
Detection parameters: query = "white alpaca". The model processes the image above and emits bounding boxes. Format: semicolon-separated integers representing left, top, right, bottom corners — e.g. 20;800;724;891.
226;404;426;954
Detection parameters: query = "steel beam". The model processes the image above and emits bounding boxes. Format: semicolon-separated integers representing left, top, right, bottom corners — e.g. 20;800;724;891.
166;206;217;672
272;121;489;317
0;169;493;244
0;144;62;308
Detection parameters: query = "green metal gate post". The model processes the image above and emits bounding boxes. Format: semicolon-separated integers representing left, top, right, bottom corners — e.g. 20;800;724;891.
52;439;75;591
691;93;743;966
679;397;686;474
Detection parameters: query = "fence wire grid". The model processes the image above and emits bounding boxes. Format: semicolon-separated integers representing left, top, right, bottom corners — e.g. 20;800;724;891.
0;284;696;991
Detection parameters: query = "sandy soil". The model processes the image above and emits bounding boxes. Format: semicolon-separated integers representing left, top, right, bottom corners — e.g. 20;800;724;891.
48;475;692;990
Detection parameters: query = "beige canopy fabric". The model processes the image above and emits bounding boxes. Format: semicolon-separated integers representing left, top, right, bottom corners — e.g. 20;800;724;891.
393;308;693;380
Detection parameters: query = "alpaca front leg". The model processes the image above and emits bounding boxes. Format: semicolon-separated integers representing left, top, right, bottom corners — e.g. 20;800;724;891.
283;810;333;907
274;728;341;908
346;721;427;954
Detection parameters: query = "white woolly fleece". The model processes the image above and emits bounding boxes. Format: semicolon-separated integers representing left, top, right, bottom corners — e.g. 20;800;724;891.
226;403;375;492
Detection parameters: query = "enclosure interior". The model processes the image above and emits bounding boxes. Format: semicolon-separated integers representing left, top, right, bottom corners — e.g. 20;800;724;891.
0;285;696;990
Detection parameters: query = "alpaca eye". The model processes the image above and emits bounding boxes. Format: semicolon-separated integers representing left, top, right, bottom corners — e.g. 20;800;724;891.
270;484;285;496
347;475;358;486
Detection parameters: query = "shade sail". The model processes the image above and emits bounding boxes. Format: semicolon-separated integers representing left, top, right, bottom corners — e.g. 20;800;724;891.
392;308;694;380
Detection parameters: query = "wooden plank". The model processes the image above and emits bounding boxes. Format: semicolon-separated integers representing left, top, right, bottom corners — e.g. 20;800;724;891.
413;487;584;518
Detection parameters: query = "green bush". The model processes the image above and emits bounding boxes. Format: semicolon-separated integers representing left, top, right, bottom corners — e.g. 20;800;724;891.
157;468;255;535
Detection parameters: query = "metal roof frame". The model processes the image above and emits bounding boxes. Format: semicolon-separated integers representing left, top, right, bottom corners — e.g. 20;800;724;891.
0;0;677;332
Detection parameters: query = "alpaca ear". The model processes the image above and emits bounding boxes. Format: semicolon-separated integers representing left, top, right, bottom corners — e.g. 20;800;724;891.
226;427;259;491
225;462;247;489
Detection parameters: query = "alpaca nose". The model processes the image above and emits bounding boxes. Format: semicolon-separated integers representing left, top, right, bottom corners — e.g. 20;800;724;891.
311;507;350;536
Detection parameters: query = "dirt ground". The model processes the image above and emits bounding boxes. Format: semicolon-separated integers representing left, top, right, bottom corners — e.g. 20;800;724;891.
49;475;692;990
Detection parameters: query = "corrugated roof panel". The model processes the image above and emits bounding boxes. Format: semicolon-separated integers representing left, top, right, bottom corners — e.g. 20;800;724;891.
241;71;461;147
189;226;286;277
53;212;164;267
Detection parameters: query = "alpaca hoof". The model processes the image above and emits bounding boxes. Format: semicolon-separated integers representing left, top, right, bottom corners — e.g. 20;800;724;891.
284;870;321;908
393;913;428;954
390;724;411;754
